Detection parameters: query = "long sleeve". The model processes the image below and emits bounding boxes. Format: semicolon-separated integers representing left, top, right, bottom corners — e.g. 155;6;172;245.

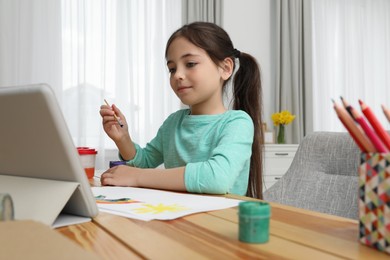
123;109;254;196
184;113;253;195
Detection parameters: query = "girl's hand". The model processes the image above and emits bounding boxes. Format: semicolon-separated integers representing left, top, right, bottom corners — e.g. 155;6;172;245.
100;104;129;143
100;165;140;187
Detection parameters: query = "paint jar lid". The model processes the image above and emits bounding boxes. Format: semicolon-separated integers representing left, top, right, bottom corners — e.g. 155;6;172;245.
109;161;127;168
239;201;270;218
77;147;98;155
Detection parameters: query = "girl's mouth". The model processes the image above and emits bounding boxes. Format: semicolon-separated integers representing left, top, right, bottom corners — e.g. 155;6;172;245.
177;86;192;93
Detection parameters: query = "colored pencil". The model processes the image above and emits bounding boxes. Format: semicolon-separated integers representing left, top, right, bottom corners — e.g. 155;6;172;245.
332;100;376;152
382;104;390;123
104;99;124;127
359;99;390;150
349;105;388;153
340;96;353;118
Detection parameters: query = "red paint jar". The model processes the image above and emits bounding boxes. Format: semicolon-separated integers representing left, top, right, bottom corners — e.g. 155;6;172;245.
77;147;98;179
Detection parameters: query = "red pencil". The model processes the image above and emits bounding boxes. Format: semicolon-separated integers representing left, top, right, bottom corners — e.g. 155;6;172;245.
350;106;388;153
359;99;390;151
382;104;390;123
332;100;376;152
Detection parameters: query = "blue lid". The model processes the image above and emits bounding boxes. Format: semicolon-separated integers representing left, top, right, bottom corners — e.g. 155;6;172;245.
109;161;127;168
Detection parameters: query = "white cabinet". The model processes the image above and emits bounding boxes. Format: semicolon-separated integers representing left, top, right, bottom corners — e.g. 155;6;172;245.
263;144;299;191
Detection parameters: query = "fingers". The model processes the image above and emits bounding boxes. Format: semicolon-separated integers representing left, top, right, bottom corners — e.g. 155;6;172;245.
100;107;120;127
112;104;124;118
111;104;127;126
100;104;114;115
100;171;115;186
100;166;136;187
101;176;115;186
100;104;126;127
101;115;118;126
100;104;122;117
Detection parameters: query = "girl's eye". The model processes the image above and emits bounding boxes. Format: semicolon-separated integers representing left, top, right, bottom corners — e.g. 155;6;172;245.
168;68;176;74
186;62;197;68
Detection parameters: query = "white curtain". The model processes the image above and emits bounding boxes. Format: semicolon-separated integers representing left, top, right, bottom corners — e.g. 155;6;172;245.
274;0;313;144
0;0;182;170
311;0;390;132
0;0;63;95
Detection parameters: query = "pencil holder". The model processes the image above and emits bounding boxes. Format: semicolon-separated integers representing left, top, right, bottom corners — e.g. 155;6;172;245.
359;153;390;255
238;201;271;244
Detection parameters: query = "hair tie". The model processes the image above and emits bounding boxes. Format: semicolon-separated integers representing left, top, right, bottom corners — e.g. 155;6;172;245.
232;48;241;58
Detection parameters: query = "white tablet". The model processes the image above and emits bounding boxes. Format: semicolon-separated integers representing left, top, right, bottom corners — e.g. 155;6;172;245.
0;83;98;227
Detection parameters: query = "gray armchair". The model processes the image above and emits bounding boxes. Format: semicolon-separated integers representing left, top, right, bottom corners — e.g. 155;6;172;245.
263;132;360;219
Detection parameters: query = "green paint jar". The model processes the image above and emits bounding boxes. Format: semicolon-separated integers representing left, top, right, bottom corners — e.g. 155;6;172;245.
238;201;271;243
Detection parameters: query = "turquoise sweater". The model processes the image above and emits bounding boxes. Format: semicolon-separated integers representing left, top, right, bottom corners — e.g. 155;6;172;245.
125;109;254;195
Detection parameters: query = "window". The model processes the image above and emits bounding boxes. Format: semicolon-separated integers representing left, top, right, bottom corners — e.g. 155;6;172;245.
61;0;182;168
311;0;390;131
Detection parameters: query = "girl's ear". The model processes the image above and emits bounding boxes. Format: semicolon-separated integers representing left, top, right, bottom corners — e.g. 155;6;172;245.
220;57;234;80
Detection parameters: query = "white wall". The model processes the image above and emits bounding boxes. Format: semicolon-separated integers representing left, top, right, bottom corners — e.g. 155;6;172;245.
222;0;275;130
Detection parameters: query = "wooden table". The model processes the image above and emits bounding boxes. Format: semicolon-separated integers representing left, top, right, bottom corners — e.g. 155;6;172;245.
57;183;388;259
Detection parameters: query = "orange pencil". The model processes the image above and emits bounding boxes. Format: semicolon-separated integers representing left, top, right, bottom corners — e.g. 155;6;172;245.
332;100;376;152
350;106;388;153
340;96;353;117
359;99;390;150
382;104;390;123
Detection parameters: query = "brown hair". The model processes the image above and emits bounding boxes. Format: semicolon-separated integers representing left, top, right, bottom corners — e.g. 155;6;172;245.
165;22;264;199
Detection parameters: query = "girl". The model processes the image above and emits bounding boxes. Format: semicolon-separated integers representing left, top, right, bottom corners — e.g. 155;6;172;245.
100;22;264;199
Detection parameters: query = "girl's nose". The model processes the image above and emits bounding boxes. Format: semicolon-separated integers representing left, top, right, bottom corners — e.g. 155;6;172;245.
173;67;185;80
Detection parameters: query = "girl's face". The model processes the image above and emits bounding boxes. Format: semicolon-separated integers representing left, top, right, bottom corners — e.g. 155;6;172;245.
166;37;233;115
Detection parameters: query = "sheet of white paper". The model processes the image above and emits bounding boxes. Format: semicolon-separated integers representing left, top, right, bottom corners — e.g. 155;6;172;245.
92;187;242;221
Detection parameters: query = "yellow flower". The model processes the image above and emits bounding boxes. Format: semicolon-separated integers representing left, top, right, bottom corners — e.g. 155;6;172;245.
271;110;296;126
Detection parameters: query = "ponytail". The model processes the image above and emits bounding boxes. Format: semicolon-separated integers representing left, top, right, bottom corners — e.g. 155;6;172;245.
233;53;264;199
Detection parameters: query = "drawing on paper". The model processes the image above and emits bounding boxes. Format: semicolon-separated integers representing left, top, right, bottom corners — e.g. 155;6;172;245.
132;203;189;214
95;195;140;204
91;187;242;221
